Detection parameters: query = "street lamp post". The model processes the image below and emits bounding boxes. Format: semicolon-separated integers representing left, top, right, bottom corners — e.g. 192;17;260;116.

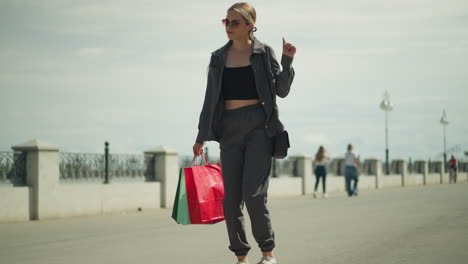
440;110;449;172
380;91;393;175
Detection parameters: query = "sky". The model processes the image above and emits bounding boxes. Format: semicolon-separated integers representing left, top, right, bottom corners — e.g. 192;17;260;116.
1;0;467;161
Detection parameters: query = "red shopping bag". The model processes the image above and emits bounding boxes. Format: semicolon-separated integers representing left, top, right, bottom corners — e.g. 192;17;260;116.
184;154;225;224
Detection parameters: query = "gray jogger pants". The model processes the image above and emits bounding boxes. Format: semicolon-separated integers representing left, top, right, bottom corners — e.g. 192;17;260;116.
219;103;275;257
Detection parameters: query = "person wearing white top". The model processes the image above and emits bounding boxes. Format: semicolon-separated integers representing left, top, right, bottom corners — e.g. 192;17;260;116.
344;144;360;197
313;146;330;198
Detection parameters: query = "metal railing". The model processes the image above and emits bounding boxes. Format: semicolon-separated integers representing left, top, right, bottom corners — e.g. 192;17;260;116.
59;152;155;183
0;151;26;186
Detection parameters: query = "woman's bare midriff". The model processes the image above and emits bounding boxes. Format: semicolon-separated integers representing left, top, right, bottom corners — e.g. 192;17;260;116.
224;99;260;110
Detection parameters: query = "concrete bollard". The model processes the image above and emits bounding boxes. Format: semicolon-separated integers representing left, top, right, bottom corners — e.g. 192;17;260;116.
289;153;312;195
393;159;407;187
12;139;60;220
421;161;428;185
431;161;444;184
414;160;429;185
364;158;382;189
430;160;444;184
375;160;383;189
144;146;179;208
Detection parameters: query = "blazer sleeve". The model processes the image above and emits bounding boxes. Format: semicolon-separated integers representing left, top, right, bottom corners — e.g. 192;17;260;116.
268;46;295;98
195;106;206;144
194;67;211;144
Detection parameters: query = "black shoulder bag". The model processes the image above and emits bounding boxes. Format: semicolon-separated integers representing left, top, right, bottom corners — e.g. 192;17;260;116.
264;46;290;159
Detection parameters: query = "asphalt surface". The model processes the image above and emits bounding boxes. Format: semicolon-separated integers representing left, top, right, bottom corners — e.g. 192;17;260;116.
1;183;467;264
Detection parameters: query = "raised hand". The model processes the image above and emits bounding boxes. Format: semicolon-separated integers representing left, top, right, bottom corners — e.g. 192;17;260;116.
282;37;296;57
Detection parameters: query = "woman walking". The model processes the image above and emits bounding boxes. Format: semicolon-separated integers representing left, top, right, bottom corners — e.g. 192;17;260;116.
192;3;296;264
313;146;330;198
344;144;360;197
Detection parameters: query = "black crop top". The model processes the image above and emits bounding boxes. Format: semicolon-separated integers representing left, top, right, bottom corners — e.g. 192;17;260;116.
221;65;259;100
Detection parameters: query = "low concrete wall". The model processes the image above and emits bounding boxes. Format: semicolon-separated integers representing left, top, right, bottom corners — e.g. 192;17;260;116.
404;174;425;186
269;177;302;197
0;183;161;222
426;174;439;184
380;175;402;188
441;173;450;184
44;183;161;218
326;176;346;193
359;176;377;190
0;140;176;223
310;175;373;193
1;143;467;223
0;186;30;222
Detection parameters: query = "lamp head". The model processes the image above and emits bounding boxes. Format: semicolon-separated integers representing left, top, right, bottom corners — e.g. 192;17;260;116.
440;110;449;125
380;91;393;111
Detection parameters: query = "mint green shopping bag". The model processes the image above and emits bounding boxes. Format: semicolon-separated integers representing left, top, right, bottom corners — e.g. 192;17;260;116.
171;168;191;225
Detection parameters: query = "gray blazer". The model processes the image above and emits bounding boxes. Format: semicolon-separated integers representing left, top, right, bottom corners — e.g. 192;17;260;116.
195;39;295;143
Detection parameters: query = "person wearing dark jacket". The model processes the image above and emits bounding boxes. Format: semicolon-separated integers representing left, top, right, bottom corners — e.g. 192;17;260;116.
192;3;296;264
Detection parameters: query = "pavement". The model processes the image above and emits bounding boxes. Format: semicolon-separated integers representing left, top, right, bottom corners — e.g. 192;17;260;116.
1;183;467;264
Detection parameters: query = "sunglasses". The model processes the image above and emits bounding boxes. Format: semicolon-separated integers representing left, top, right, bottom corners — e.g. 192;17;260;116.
222;18;247;27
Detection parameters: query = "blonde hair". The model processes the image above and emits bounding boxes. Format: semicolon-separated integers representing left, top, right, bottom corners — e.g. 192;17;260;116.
228;2;256;40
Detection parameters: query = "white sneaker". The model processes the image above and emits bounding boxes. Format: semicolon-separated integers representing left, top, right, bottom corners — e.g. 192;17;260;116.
323;193;328;198
257;256;277;264
313;192;318;198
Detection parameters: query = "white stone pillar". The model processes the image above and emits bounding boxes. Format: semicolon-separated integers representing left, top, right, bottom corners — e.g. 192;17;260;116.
435;161;444;184
144;146;179;208
12;139;59;220
364;158;382;189
421;161;428;185
375;160;383;189
289;153;312;195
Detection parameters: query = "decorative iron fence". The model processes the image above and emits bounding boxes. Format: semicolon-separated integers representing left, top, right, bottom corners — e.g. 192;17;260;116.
0;151;26;186
429;161;444;173
59;152;156;183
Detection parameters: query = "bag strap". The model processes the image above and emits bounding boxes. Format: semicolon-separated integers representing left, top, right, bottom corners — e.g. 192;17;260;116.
191;153;209;166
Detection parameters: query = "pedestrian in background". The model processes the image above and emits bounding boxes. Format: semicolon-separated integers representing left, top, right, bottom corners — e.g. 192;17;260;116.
344;144;360;197
313;145;330;198
448;155;458;183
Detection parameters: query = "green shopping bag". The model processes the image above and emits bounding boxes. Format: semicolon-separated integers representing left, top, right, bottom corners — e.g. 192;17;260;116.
171;168;191;225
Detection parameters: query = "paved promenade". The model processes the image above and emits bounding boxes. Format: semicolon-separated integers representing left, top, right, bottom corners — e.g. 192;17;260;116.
1;183;467;264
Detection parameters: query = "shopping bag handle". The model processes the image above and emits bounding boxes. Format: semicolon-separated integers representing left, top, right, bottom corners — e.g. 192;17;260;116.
191;153;209;166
